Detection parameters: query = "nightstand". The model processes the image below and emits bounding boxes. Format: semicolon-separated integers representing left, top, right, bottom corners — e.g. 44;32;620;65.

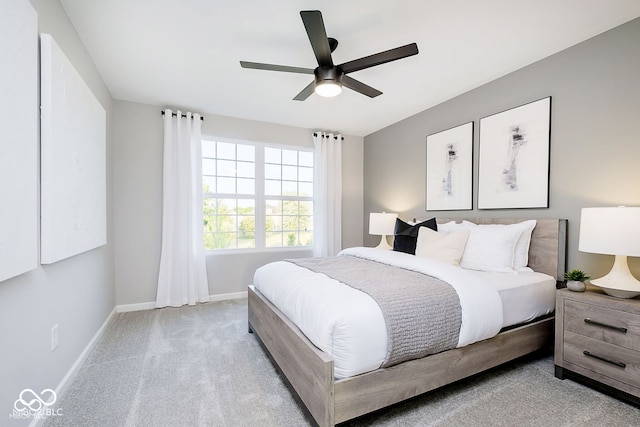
555;287;640;405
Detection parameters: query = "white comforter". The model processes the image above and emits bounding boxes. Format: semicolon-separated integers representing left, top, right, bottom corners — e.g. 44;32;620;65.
253;247;503;379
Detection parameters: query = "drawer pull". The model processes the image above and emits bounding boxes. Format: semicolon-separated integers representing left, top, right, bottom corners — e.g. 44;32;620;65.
583;350;626;368
584;318;628;333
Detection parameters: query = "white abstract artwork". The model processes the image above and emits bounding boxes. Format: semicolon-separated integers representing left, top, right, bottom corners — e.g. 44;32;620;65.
478;97;551;209
0;0;39;282
426;122;473;211
40;33;107;264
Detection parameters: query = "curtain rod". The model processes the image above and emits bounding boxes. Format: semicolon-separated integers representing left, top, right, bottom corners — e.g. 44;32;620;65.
161;110;204;121
313;132;344;140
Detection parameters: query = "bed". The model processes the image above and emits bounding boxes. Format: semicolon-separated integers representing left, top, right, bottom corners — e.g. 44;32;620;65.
248;218;567;426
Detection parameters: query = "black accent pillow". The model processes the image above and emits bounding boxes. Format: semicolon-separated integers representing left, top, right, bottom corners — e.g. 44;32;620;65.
393;218;438;255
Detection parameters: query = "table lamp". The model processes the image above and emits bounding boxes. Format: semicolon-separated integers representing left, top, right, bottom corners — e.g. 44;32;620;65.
369;212;397;250
579;206;640;298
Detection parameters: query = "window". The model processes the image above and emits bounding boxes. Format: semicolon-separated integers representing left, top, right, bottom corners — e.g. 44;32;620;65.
264;147;314;248
202;138;313;250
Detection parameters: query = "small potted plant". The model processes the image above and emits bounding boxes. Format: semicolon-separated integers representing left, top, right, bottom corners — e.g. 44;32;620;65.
564;269;590;292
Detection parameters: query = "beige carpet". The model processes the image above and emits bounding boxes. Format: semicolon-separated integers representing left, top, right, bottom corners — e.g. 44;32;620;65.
45;298;640;426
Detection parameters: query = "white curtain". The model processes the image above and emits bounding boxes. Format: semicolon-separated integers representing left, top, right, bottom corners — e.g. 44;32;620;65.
313;132;342;257
156;109;209;308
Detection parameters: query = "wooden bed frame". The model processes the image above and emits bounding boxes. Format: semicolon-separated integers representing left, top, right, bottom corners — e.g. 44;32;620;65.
248;218;567;426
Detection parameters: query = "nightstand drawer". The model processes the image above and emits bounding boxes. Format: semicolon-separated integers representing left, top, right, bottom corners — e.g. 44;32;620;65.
564;299;640;351
564;330;640;389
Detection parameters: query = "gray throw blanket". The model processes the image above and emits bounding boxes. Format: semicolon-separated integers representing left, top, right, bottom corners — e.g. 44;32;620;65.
287;254;462;368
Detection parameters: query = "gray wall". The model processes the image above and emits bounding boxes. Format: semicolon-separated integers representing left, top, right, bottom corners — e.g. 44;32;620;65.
0;0;115;423
113;100;363;305
363;18;640;278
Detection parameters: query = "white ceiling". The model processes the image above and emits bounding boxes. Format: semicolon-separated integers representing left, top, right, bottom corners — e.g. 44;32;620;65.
60;0;640;137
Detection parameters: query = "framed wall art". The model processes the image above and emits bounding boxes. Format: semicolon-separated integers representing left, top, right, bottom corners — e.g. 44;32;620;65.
478;97;551;209
426;121;473;211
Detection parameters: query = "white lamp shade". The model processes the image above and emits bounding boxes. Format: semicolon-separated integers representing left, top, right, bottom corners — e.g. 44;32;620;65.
369;212;397;235
579;207;640;257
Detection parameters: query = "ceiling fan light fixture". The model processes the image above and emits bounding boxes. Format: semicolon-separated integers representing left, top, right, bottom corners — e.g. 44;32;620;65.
314;66;343;97
315;80;342;97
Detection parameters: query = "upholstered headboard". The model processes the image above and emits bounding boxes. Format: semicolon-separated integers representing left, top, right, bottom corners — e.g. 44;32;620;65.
432;218;567;281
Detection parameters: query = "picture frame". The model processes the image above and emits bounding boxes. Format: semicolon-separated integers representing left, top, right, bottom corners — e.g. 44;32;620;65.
478;97;551;209
426;121;473;211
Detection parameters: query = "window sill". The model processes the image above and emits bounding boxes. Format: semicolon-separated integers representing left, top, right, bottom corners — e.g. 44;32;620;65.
205;246;313;256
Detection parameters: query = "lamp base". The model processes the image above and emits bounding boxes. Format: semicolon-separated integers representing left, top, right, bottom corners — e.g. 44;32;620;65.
591;255;640;299
375;235;392;250
596;286;640;299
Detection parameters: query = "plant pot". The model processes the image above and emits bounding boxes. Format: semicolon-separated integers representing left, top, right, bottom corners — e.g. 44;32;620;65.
567;280;586;292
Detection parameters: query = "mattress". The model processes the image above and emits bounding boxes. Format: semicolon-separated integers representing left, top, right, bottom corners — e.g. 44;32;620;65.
252;247;555;379
473;270;556;327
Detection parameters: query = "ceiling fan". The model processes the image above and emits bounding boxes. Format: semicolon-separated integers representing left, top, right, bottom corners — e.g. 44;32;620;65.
240;10;419;100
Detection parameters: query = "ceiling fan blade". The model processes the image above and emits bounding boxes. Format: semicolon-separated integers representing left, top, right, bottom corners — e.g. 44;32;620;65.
293;81;316;101
300;10;333;67
240;61;314;75
339;43;419;74
342;75;382;98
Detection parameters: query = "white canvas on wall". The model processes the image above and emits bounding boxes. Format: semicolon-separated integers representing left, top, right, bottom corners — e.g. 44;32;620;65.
40;33;107;264
0;0;39;282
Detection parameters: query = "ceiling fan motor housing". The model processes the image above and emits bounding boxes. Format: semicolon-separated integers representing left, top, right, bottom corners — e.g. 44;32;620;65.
314;66;344;85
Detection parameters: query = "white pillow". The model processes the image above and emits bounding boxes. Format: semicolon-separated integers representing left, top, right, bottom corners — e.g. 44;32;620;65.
438;220;538;271
462;220;537;269
415;228;470;265
511;220;537;269
459;223;523;272
438;219;537;271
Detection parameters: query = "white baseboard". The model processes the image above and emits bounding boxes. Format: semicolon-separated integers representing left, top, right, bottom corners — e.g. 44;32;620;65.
31;306;117;427
209;291;248;301
116;301;156;312
116;291;248;313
